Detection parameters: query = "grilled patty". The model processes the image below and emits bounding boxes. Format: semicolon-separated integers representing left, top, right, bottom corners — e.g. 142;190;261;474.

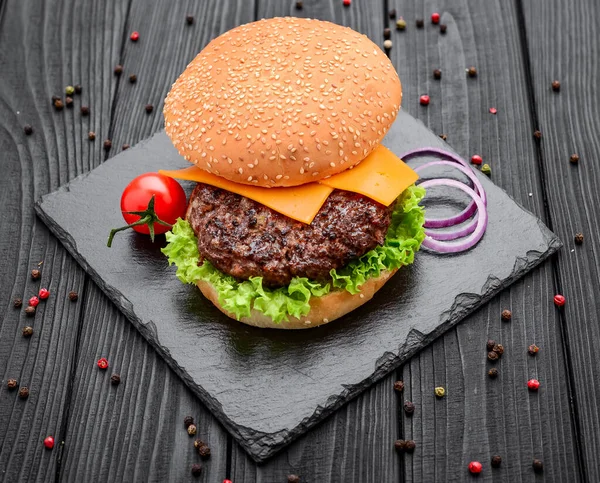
187;183;393;287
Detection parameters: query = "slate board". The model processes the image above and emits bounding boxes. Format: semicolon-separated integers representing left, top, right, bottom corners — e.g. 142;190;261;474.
35;110;561;462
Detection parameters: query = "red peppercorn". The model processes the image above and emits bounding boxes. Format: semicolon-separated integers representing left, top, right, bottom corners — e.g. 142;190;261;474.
431;12;440;24
419;95;430;106
343;0;351;5
29;296;40;307
470;154;483;165
468;461;482;474
223;480;233;483
527;378;540;391
44;436;55;449
554;294;566;307
97;358;109;370
489;107;497;115
130;31;139;42
39;288;50;299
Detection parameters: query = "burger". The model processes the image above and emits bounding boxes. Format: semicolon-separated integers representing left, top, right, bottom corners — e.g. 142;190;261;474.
160;17;425;329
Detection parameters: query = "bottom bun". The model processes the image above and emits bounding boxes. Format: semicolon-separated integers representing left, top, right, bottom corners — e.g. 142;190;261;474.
197;269;398;330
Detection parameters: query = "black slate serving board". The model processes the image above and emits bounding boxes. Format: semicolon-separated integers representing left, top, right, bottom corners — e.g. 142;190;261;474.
36;110;561;462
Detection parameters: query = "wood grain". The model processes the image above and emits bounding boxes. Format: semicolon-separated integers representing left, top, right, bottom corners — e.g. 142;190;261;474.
0;0;126;480
522;0;600;479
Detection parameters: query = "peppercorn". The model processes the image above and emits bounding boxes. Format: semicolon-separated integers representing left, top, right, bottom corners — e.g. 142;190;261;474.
492;344;504;356
198;444;211;459
488;368;498;378
287;475;300;483
184;416;194;428
383;40;393;51
528;344;539;355
54;99;64;111
570;153;579;164
65;96;74;108
404;440;416;453
468;461;482;474
532;459;543;473
486;339;496;351
574;233;584;245
491;455;502;468
31;269;41;280
404;401;415;415
527;379;540;391
191;464;202;477
551;80;560;92
471;154;483;165
14;298;22;308
122;144;130;151
416;19;424;28
187;424;197;436
489;107;497;114
431;12;440;24
25;306;36;317
342;0;350;6
554;294;566;307
481;164;491;176
39;288;50;299
52;95;61;103
467;66;477;77
145;104;154;113
194;439;205;449
487;351;499;362
29;296;40;307
65;85;75;96
88;132;96;141
501;309;512;321
22;326;34;338
396;18;406;30
130;31;140;42
74;85;82;95
439;134;448;141
43;436;55;449
103;139;112;151
383;28;391;39
129;74;137;84
111;373;121;385
389;9;396;19
18;387;29;399
7;379;18;390
434;386;446;398
393;380;404;392
114;65;123;76
394;439;407;452
533;130;542;139
186;14;194;24
80;106;90;116
97;358;109;370
24;124;33;135
419;94;430;106
433;69;442;80
440;24;447;34
69;290;79;301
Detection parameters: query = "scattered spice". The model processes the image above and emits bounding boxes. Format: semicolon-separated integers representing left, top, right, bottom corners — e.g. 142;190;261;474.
122;144;130;151
18;387;29;399
53;99;64;111
488;368;498;379
533;130;542;139
501;309;512;321
114;65;123;76
470;154;483;165
532;459;543;473
24;124;33;135
570;153;579;164
191;464;202;477
194;439;205;449
393;380;404;392
65;85;75;96
394;439;407;452
74;85;82;95
440;24;447;34
68;290;79;301
129;74;137;84
489;107;497;114
52;95;60;103
130;31;140;42
405;440;416;453
103;139;112;151
39;288;50;299
383;28;391;39
65;96;74;108
433;69;442;80
7;379;18;390
14;298;23;308
553;294;566;307
574;233;584;245
431;12;440;24
416;19;424;28
97;358;109;370
287;475;300;483
25;306;36;317
404;401;415;415
22;326;34;338
527;378;540;391
481;164;491;176
29;296;40;307
486;339;496;351
491;455;502;468
31;269;41;280
343;0;351;6
551;80;560;92
389;9;396;19
419;95;430;106
80;106;90;116
487;351;499;362
468;461;482;474
492;344;504;356
198;444;211;459
223;480;233;483
145;104;154;113
111;373;121;385
439;134;448;141
187;424;197;436
528;344;539;356
184;416;194;428
186;14;195;24
88;131;96;141
43;436;55;449
467;66;477;77
396;18;407;30
434;386;445;398
383;40;393;51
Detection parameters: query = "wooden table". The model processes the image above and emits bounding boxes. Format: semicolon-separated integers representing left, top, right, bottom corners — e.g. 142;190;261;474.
1;0;598;481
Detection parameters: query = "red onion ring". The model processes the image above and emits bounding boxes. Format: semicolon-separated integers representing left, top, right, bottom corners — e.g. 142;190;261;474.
418;179;488;253
400;147;471;169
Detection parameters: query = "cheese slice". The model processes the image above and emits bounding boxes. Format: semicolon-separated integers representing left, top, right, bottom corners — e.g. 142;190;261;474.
318;145;419;206
159;166;334;224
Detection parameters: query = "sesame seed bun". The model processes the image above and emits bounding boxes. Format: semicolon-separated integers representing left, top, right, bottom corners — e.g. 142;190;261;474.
164;17;402;187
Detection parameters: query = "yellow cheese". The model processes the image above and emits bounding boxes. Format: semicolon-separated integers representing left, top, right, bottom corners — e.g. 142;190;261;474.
159;166;333;224
318;145;419;206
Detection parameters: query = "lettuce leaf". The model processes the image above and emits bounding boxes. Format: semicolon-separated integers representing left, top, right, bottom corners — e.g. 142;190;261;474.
162;185;425;323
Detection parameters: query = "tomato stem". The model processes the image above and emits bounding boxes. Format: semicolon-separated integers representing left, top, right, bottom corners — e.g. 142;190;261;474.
107;195;173;247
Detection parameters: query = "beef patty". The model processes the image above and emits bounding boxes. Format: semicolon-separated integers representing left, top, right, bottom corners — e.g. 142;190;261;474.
186;183;394;287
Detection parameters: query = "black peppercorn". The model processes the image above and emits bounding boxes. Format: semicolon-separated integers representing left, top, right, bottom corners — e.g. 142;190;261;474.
18;387;29;399
14;298;23;308
440;24;447;34
551;80;560;92
88;132;96;141
393;380;404;392
22;326;34;338
433;69;442;80
54;99;64;111
570;153;579;164
394;439;407;452
65;96;74;108
74;85;82;95
439;134;447;141
129;74;137;84
501;309;512;321
184;416;194;428
295;1;303;10
528;344;539;355
31;269;41;280
24;124;33;135
404;401;415;415
492;344;504;356
486;339;496;351
389;9;396;19
103;139;112;151
405;440;416;453
491;455;502;468
25;306;36;317
111;373;121;385
186;14;194;24
80;106;90;116
114;65;123;76
7;379;18;390
122;144;130;151
69;290;79;301
532;459;543;473
533;130;542;139
574;233;583;244
383;28;391;39
194;439;205;449
191;464;202;477
416;19;424;28
145;104;154;113
467;66;477;77
287;475;300;483
198;444;211;459
52;95;61;103
488;368;499;378
487;351;499;362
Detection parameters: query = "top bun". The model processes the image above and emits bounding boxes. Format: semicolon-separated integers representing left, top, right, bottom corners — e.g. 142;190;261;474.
164;17;402;187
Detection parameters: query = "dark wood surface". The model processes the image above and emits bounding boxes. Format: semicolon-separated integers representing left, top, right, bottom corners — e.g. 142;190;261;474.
0;0;597;481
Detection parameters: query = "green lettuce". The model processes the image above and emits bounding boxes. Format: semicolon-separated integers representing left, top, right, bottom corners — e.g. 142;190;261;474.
162;185;425;323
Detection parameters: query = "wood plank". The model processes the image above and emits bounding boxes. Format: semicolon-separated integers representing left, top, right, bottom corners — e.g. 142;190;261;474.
0;0;127;480
388;0;579;480
521;0;600;479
